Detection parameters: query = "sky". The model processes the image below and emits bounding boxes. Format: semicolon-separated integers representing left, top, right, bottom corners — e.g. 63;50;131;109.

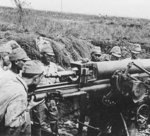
0;0;150;19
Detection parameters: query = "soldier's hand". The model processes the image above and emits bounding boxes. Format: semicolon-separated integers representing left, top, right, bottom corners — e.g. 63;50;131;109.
28;96;45;109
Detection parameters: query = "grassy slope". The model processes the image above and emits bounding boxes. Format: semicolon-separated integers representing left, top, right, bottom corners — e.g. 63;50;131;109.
0;6;150;65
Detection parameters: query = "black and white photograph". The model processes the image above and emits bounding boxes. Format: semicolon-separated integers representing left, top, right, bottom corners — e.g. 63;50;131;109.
0;0;150;136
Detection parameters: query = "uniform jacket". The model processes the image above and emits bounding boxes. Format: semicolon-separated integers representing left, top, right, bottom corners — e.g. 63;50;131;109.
0;70;28;127
40;62;60;85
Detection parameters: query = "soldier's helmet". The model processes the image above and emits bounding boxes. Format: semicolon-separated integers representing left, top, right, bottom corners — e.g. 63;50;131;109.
22;60;43;75
41;46;55;56
9;48;31;61
110;46;121;58
5;40;20;50
0;46;12;54
131;44;141;54
91;46;101;55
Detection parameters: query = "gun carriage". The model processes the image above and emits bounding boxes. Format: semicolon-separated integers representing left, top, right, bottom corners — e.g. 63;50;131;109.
29;59;150;136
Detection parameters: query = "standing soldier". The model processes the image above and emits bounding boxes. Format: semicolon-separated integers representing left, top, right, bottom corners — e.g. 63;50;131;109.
33;45;64;136
40;46;64;84
88;46;122;136
87;46;103;136
104;46;122;136
127;43;142;136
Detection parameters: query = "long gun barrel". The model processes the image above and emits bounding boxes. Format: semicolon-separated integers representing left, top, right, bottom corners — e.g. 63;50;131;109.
96;59;150;79
30;59;150;99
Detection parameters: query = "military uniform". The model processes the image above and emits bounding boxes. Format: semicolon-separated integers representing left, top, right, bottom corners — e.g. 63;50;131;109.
2;51;43;136
87;46;122;136
33;61;59;133
0;70;31;136
40;62;59;85
87;47;104;136
32;45;60;135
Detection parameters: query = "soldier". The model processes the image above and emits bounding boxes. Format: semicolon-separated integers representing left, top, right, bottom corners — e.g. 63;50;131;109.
32;45;64;135
125;44;143;136
131;43;142;59
87;46;122;136
105;46;122;136
9;47;31;74
91;46;102;62
40;45;64;84
99;46;121;61
87;46;103;136
0;60;44;136
8;47;53;135
109;46;122;61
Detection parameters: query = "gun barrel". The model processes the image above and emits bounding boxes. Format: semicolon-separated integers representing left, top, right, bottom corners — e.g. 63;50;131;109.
96;59;150;79
45;70;76;78
32;79;110;98
60;83;111;97
35;79;110;93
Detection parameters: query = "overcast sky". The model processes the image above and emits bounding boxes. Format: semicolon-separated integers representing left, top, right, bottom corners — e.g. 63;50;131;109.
0;0;150;19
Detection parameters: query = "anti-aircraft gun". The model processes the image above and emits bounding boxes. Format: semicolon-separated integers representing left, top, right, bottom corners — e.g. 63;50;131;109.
29;59;150;135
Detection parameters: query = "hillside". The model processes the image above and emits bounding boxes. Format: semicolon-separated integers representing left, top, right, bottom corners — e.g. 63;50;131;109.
0;6;150;66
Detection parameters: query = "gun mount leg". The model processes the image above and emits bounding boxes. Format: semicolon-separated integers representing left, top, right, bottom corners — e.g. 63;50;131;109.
78;93;87;136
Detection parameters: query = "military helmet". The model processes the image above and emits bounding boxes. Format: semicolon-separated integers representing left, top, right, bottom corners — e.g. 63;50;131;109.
9;48;31;61
5;40;20;50
110;46;121;58
91;46;101;55
131;44;141;54
22;60;43;75
41;45;55;56
0;46;12;54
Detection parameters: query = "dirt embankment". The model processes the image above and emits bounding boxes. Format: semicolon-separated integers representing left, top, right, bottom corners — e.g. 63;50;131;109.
0;30;94;67
1;6;150;66
0;30;149;68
